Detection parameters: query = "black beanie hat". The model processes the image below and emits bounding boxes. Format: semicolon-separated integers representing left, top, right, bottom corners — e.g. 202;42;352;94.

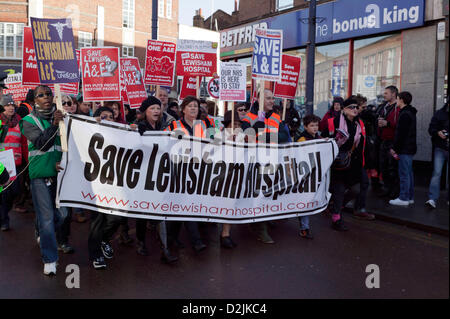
93;106;113;118
139;96;161;113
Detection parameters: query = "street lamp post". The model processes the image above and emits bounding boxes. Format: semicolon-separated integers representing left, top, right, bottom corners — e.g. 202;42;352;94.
152;0;158;40
305;0;317;115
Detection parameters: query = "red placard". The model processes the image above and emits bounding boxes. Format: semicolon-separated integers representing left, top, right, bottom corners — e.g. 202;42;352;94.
80;47;121;102
273;54;301;99
22;26;40;86
144;40;176;87
120;57;147;109
179;76;198;100
176;40;217;77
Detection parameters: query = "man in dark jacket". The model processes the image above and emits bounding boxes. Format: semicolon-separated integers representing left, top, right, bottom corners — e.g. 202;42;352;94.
389;91;417;206
425;101;449;208
376;86;400;198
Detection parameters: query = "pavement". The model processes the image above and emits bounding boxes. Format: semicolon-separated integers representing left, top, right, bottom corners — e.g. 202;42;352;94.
0;206;448;299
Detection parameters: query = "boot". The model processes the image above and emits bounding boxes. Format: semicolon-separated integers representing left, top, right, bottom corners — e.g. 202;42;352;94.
136;240;148;256
253;222;274;244
157;222;178;263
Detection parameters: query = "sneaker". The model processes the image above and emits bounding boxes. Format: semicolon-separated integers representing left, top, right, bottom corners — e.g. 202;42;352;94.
58;243;75;254
101;241;114;259
409;200;415;205
220;236;235;249
43;262;57;275
161;248;178;264
389;198;410;206
36;236;40;245
425;199;437;209
92;257;107;269
353;210;375;221
118;231;133;245
331;219;349;231
1;223;10;231
299;229;314;239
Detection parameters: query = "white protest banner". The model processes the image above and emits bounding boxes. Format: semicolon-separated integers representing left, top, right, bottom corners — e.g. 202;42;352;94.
219;62;247;102
57;115;337;223
251;28;283;81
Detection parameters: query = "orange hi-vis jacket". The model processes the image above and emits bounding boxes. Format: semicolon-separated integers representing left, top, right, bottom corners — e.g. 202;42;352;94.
206;116;215;128
165;119;208;138
241;111;281;142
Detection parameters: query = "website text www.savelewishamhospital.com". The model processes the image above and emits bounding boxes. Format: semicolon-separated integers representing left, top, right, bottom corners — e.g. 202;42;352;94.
80;191;321;218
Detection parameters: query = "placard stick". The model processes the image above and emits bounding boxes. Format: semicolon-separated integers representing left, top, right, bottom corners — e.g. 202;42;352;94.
282;98;288;121
230;101;235;135
54;84;68;152
259;80;265;113
196;76;200;98
214;99;217;117
156;85;160;97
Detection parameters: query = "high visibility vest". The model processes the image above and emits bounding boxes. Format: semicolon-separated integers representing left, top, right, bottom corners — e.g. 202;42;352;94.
0;123;23;166
328;117;366;167
19;113;62;179
166;120;207;138
242;111;281;142
206;116;216;128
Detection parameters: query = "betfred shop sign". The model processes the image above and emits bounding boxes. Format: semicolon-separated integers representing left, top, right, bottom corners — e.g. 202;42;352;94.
176;40;217;77
144;40;176;86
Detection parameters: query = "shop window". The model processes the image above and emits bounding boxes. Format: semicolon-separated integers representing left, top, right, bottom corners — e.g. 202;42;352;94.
122;45;134;57
78;31;92;48
353;34;402;105
277;0;293;11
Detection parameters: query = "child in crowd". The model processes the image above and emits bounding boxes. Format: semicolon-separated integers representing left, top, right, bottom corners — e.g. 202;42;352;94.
296;114;322;239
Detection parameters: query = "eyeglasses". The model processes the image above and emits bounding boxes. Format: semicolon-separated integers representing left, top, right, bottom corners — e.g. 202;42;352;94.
237;108;247;112
62;101;72;106
35;92;53;98
345;105;358;110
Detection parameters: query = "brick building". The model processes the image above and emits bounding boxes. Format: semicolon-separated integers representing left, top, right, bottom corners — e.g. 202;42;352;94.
0;0;178;76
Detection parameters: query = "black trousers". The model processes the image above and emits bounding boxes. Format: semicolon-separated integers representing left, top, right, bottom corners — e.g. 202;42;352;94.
88;211;122;260
136;219;169;248
167;221;202;246
379;140;399;195
56;207;72;245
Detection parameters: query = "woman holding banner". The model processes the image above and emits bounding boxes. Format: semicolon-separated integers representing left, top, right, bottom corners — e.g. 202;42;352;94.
134;96;178;263
165;96;208;253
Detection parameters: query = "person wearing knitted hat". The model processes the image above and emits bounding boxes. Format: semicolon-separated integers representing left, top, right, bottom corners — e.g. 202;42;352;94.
140;96;175;130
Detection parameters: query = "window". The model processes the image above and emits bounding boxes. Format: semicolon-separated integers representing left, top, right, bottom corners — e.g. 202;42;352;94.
123;0;135;29
158;0;165;18
0;22;24;59
78;31;92;48
277;0;293;11
122;45;134;57
353;34;402;104
166;0;172;19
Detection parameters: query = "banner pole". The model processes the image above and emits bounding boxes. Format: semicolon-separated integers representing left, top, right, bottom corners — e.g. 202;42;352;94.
54;84;68;152
214;99;217;117
196;76;200;99
282;98;287;121
156;85;160;97
259;80;265;113
231;101;235;135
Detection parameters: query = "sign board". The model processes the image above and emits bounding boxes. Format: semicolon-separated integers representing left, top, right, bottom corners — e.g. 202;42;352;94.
176;40;217;77
179;76;198;100
30;17;79;84
356;74;378;101
219;62;247;102
120;57;147;109
4;73;35;103
251;28;283;81
144;40;176;86
207;78;220;99
274;55;301;99
80;47;121;102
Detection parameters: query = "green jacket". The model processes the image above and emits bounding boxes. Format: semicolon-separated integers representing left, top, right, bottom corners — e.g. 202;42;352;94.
20;111;62;179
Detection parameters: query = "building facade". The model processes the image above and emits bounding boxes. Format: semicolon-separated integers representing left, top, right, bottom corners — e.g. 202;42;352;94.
211;0;447;162
0;0;179;77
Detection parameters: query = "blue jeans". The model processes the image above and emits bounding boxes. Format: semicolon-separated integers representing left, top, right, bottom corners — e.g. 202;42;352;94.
398;155;414;201
428;147;449;202
298;216;310;230
30;178;67;263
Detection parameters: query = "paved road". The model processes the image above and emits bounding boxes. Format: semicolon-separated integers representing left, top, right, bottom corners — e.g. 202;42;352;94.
0;208;448;299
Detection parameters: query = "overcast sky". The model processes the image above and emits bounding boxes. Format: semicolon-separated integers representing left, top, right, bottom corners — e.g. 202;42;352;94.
178;0;235;26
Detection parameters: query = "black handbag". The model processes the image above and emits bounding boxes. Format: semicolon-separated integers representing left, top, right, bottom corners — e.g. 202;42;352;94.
332;149;352;170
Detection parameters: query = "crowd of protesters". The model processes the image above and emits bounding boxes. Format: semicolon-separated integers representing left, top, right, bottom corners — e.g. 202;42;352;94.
0;77;448;275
